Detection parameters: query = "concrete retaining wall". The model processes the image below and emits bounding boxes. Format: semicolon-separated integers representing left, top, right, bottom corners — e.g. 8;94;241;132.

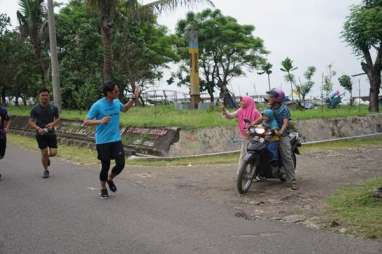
168;114;382;156
10;114;382;157
9;116;179;156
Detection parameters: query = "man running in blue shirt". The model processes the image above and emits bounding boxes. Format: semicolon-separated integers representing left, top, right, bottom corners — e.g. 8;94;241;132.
83;81;140;198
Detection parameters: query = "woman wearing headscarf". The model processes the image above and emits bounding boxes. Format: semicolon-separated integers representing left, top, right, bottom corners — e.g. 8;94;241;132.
223;96;262;173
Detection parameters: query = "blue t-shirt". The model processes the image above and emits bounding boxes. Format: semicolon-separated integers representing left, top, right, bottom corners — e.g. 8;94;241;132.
264;118;279;130
273;104;291;134
87;98;124;144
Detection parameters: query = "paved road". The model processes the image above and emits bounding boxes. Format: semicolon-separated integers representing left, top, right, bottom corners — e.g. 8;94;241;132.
1;145;381;254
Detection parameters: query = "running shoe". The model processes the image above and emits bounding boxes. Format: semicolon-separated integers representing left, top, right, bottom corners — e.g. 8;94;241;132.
107;180;117;192
100;188;109;199
42;170;49;179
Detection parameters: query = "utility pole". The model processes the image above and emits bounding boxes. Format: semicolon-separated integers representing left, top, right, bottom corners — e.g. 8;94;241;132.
47;0;62;111
358;78;361;113
321;73;324;112
351;72;367;113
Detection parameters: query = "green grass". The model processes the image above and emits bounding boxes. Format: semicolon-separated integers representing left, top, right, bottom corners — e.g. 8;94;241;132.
8;133;239;166
8;134;99;166
8;133;382;167
327;177;382;239
8;104;371;129
301;135;382;153
292;105;369;120
128;153;240;167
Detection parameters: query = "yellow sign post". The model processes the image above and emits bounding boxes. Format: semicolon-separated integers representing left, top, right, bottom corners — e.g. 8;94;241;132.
185;24;200;109
189;48;200;108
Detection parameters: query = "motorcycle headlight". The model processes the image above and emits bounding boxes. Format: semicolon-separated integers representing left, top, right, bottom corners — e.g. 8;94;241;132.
248;127;256;134
255;127;265;135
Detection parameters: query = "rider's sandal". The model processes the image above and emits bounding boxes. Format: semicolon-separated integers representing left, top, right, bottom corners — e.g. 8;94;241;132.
290;181;298;190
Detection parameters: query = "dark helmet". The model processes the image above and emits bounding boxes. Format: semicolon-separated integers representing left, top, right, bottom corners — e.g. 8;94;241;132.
266;88;285;103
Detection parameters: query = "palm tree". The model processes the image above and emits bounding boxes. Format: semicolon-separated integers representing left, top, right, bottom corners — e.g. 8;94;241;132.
258;62;272;91
17;0;48;84
280;57;298;101
86;0;214;83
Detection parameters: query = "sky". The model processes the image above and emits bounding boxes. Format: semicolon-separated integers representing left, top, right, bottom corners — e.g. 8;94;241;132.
0;0;369;99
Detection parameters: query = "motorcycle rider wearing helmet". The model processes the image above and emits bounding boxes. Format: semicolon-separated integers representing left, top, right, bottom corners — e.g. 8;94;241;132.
265;88;297;190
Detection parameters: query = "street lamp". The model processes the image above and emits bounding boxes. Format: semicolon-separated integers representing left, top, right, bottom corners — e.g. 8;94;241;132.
185;24;200;109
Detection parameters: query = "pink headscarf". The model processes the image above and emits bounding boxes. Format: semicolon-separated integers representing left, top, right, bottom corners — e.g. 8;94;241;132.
237;96;261;138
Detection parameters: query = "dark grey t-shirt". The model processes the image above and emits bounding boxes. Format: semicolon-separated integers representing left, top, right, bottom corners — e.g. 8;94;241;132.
30;104;59;130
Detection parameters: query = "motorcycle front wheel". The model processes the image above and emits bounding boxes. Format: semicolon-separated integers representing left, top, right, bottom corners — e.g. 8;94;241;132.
236;160;256;194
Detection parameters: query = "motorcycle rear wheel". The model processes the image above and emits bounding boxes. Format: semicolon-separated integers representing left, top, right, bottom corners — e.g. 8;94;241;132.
237;160;256;194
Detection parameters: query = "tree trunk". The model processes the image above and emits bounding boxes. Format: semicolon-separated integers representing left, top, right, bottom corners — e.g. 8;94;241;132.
14;95;19;106
350;90;353;106
22;96;27;106
208;88;214;103
368;72;381;112
47;0;62;111
101;17;113;83
267;74;271;91
1;87;6;106
30;35;48;85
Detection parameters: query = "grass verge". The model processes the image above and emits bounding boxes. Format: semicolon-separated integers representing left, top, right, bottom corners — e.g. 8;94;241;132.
8;133;382;167
327;177;382;239
8;134;98;166
301;135;382;153
8;133;238;166
8;105;370;129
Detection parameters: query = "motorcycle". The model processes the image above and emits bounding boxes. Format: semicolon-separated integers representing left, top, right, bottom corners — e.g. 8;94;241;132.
236;121;302;194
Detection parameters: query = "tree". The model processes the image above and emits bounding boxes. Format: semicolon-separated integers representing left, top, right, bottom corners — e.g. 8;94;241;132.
0;13;12;104
258;62;272;91
86;0;213;83
338;74;353;105
323;64;336;98
56;0;103;109
0;13;10;35
0;15;42;105
280;57;297;101
172;9;267;102
113;2;178;102
17;0;49;84
296;66;316;104
55;0;178;109
342;0;382;112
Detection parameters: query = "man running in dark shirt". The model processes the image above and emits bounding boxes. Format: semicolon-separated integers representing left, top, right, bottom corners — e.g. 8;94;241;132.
0;106;10;181
29;88;60;178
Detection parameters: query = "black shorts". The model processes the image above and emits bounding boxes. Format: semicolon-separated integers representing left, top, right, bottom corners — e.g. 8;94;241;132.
0;137;6;159
36;134;58;150
96;141;125;161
